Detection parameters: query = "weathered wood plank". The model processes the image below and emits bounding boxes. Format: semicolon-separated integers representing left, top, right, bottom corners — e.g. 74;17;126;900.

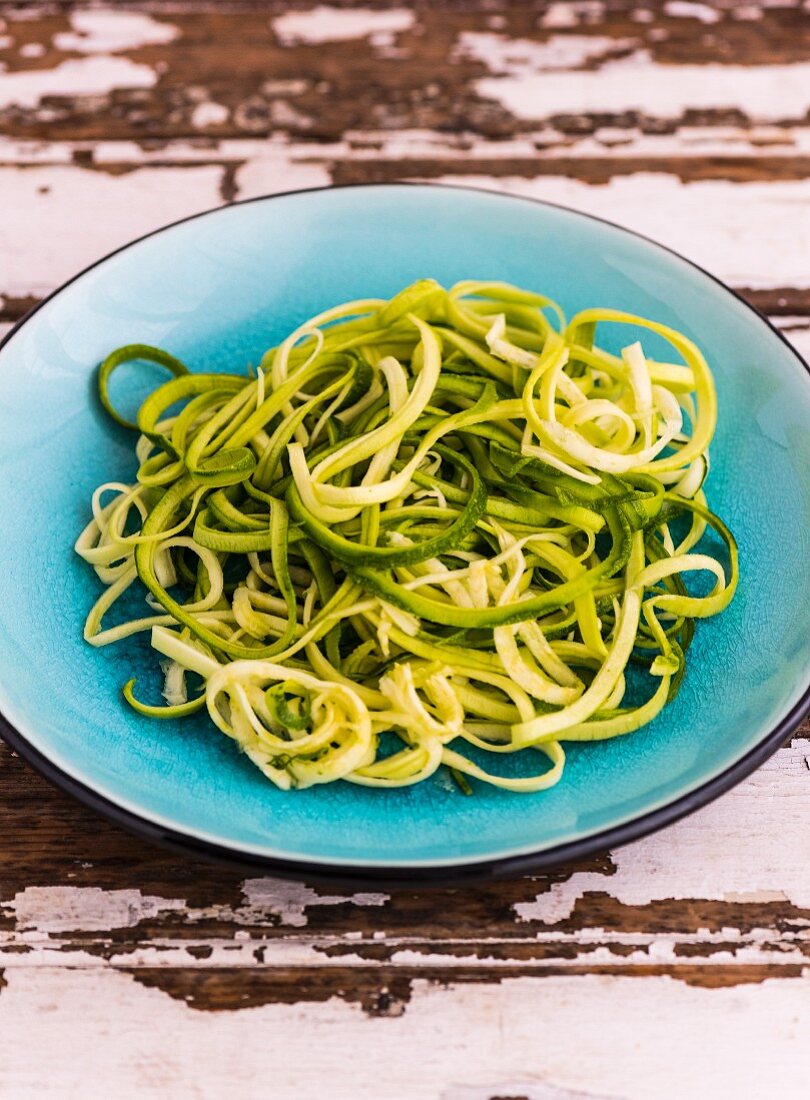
1;736;809;978
0;964;809;1099
0;4;808;143
1;5;810;296
418;172;810;289
0;5;809;1093
1;154;810;298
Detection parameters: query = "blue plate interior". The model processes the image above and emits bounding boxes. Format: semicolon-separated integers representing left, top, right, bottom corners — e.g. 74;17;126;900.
0;184;808;870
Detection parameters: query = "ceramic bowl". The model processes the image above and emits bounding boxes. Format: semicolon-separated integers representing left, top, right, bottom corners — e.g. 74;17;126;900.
1;183;808;883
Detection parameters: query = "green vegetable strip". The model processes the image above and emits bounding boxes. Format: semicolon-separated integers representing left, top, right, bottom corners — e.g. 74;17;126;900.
76;279;738;792
99;344;189;431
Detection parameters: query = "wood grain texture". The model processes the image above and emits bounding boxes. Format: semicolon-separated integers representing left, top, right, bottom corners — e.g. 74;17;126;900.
1;2;809;1097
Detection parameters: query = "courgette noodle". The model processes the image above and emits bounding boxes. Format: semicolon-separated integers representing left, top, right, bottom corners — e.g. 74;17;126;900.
76;279;738;793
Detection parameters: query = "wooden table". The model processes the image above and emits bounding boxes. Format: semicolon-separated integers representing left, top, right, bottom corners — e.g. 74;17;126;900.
1;3;809;1096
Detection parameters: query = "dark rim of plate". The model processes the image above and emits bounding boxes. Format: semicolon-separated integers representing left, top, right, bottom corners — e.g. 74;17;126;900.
0;181;808;889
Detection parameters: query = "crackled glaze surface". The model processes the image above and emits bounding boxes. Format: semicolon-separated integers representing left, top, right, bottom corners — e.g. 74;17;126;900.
1;3;810;1097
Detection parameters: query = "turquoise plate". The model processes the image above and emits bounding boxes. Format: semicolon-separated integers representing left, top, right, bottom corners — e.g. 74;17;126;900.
0;184;808;884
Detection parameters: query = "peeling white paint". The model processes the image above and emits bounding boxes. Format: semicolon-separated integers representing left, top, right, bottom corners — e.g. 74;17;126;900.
663;1;721;22
18;42;45;59
269;99;313;130
53;10;179;55
515;741;810;923
0;969;809;1099
2;735;808;962
262;78;309;97
4;122;810;172
0;137;806;299
723;890;789;904
2;924;809;971
382;938;807;970
454;32;636;74
5;887;185;934
190;101;229;129
242;878;388;928
0;56;157;109
0;140;807;298
425;173;810;288
541;2;606;28
272;7;414;47
0;137;77;163
234;146;332;201
9;121;810;167
476;49;810;122
320;122;810;161
0;163;223;296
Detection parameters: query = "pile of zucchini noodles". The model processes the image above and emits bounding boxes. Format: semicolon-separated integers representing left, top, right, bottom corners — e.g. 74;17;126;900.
76;279;737;793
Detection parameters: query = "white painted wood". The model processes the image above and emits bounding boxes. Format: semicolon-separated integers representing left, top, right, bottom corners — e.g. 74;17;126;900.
427;173;810;288
0;164;224;296
515;740;810;922
321;122;810;158
0;56;157;109
2;931;809;972
272;6;415;46
1;743;807;964
1;8;809;129
0;967;809;1100
664;1;722;23
2;926;809;971
475;52;810;122
1;156;809;299
5;124;810;170
454;31;637;73
7;888;187;934
0;8;175;107
240;878;389;927
232;146;332;204
52;10;179;54
452;13;810;125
